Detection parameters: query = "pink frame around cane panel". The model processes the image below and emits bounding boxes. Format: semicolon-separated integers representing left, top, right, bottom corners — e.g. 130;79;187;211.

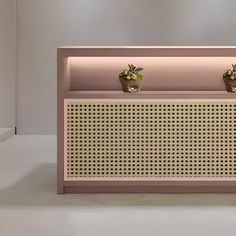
58;46;236;193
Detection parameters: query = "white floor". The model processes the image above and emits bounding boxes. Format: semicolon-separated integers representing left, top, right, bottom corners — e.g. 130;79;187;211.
1;136;236;236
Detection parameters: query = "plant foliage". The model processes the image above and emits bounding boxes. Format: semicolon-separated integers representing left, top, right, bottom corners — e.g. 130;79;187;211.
119;64;143;80
223;64;236;80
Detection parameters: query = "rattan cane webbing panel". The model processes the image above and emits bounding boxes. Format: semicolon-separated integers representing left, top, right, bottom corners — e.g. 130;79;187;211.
64;99;236;180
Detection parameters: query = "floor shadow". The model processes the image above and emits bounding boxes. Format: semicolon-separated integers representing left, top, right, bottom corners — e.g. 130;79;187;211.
1;163;236;208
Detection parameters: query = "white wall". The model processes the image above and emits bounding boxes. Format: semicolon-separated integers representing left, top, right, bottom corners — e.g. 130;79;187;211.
0;0;16;128
17;0;236;134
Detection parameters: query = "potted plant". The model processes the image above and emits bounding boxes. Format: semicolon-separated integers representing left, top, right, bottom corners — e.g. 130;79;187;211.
119;64;143;93
223;64;236;93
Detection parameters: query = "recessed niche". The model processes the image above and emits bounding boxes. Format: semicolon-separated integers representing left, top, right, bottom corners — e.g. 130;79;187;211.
68;56;236;91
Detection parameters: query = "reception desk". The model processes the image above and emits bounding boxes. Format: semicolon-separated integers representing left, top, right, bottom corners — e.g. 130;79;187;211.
58;46;236;193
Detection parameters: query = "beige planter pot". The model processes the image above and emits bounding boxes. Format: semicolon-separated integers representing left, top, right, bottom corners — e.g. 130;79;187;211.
120;78;142;93
223;77;236;93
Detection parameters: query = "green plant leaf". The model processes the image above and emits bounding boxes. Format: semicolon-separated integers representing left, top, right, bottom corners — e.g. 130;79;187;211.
232;64;236;71
136;74;143;80
135;67;143;72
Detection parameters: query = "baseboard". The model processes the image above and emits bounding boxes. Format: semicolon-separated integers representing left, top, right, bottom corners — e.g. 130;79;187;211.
63;186;236;194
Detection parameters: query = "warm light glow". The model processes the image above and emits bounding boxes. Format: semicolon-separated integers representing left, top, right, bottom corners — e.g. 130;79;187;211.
68;57;236;91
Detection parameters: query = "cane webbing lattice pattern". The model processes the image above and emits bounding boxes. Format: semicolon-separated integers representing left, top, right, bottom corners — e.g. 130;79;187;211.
64;99;236;180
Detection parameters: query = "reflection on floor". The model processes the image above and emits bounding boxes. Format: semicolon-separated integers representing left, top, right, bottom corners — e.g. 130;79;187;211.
0;135;236;236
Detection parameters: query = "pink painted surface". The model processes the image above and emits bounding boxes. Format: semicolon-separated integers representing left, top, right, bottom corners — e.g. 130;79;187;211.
64;186;236;193
64;180;236;187
58;46;236;57
69;57;236;91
